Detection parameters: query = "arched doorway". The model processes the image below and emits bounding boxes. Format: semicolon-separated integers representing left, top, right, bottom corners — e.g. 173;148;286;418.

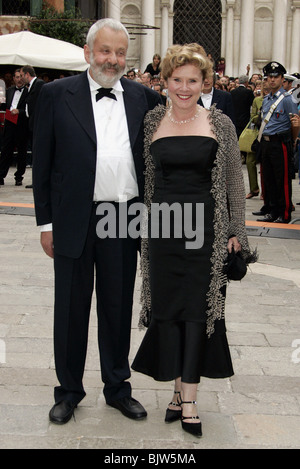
173;0;222;64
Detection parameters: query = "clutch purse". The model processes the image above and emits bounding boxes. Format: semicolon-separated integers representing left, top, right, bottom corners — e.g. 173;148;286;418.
223;250;247;281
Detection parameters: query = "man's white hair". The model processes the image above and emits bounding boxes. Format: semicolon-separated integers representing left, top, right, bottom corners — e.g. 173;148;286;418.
86;18;129;49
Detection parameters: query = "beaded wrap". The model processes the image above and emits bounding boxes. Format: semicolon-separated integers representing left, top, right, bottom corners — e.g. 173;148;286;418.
139;104;258;337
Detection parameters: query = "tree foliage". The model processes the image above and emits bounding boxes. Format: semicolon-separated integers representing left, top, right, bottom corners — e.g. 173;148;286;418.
27;3;91;47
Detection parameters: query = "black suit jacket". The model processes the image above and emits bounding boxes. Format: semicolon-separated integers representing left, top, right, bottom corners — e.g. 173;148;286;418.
32;71;161;258
1;85;28;132
230;85;254;135
26;78;45;132
198;88;236;124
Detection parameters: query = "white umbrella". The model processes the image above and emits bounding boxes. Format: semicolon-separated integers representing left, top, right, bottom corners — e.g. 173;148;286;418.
0;31;88;72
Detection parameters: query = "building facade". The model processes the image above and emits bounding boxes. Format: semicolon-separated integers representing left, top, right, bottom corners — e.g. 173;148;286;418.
113;0;300;76
0;0;299;77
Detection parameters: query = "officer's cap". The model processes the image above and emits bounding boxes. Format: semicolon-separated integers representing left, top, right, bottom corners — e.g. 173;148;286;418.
263;62;286;77
284;73;297;82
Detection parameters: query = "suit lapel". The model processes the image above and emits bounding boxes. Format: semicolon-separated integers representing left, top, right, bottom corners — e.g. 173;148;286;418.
121;78;146;149
18;87;28;108
65;71;96;145
6;87;14;109
6;86;28;109
211;89;220;106
64;74;146;148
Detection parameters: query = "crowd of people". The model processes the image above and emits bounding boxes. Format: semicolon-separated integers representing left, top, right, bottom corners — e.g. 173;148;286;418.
0;66;45;188
124;54;300;224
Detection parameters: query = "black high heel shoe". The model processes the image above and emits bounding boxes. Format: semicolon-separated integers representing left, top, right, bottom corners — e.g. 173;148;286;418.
180;400;202;437
165;391;182;423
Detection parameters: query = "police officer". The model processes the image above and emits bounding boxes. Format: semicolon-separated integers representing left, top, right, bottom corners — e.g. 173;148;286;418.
257;62;299;223
283;73;297;93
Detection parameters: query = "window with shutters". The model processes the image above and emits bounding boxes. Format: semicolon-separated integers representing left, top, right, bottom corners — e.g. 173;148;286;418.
173;0;222;63
0;0;31;15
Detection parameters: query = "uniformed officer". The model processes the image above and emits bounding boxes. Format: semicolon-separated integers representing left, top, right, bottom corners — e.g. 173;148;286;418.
257;62;299;223
283;73;297;93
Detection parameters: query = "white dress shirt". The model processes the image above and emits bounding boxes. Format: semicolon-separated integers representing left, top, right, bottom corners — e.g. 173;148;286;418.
10;87;24;111
88;71;138;203
41;70;138;232
200;89;214;109
25;76;37;117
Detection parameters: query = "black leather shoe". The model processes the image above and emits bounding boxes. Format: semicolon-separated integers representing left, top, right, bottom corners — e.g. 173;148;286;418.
25;184;33;189
0;179;4;185
273;216;289;224
252;210;266;216
108;396;147;420
15;180;22;186
49;400;77;424
256;213;276;222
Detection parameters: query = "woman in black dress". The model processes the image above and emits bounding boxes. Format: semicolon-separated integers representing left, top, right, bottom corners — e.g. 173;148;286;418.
144;53;161;77
132;44;256;437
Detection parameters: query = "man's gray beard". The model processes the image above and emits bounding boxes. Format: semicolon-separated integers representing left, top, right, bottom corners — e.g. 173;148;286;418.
90;57;125;87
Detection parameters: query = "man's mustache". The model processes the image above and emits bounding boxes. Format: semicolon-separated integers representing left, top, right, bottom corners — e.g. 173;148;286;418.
101;63;122;73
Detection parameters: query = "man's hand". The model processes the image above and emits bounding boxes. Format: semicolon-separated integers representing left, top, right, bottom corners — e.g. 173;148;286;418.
41;231;54;258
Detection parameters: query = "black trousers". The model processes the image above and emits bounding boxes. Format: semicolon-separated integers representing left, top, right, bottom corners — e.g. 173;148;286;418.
261;136;293;221
0;120;28;181
53;201;138;405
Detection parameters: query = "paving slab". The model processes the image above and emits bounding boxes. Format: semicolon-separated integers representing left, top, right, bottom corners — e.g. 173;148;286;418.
0;167;300;450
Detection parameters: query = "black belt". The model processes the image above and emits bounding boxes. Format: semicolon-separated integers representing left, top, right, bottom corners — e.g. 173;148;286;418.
262;134;281;142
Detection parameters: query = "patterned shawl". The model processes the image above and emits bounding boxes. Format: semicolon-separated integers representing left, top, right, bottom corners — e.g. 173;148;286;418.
139;104;257;337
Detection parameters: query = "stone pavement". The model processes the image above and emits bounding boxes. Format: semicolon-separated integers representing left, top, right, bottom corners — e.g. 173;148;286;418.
0;166;300;450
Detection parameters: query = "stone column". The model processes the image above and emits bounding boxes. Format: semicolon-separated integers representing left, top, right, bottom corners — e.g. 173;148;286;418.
140;0;156;72
107;0;121;21
239;0;255;75
290;0;300;72
272;0;287;65
160;1;170;59
225;0;235;77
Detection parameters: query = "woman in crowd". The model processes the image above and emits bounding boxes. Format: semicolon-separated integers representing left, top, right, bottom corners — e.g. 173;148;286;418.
144;53;161;77
132;43;257;437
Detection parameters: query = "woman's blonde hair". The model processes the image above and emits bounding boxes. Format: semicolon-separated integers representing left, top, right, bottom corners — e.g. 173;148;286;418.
161;43;213;81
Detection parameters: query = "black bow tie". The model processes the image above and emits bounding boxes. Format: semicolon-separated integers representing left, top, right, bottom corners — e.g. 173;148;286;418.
96;88;117;101
15;87;24;92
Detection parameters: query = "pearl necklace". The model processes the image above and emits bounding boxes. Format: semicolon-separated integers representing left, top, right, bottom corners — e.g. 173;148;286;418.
168;105;202;125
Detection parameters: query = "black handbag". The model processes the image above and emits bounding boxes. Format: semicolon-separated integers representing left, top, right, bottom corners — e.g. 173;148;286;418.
251;137;262;163
223;250;247;281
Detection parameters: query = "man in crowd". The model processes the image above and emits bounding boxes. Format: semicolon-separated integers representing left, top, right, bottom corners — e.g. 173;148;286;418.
257;62;298;224
231;74;254;138
0;69;28;186
21;65;45;188
198;72;235;123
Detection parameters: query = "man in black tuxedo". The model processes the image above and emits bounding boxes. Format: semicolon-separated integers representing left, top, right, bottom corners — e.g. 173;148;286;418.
21;65;45;188
33;18;161;424
21;65;45;136
230;75;254;138
0;69;28;186
198;73;236;124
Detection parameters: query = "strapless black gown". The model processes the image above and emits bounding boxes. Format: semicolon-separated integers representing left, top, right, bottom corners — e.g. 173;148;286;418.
132;136;233;382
